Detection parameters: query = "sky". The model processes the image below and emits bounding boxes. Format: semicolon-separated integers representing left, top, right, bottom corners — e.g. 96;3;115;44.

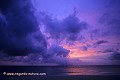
0;0;120;65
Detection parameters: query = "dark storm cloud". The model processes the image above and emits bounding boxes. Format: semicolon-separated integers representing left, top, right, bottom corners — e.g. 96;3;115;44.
0;0;47;56
110;52;120;60
41;12;88;42
98;48;120;61
62;14;87;34
99;48;115;53
99;12;120;36
20;45;70;64
95;40;108;45
0;0;71;65
36;12;89;64
41;14;62;39
0;0;14;13
92;40;108;48
98;48;120;53
0;0;79;65
62;14;88;41
99;0;120;37
97;47;120;61
47;44;70;58
40;44;70;64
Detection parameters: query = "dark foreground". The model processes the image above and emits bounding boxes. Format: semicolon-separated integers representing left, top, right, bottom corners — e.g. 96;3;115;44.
1;75;120;80
0;66;120;80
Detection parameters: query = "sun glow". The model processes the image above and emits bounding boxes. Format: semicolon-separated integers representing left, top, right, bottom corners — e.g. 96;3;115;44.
62;43;96;58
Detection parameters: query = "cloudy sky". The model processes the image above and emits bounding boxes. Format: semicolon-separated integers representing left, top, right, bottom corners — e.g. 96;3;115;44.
0;0;120;65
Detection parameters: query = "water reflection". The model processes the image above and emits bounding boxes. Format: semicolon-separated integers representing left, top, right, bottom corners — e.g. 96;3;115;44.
1;66;120;76
64;66;120;75
66;67;97;75
46;66;120;76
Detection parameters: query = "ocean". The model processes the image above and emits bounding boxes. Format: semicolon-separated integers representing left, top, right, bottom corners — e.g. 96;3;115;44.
0;65;120;80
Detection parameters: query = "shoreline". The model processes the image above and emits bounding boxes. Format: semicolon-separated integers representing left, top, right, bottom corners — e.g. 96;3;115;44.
1;75;120;80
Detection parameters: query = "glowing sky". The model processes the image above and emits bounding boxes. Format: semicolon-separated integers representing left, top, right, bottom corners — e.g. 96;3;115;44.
0;0;120;65
32;0;120;65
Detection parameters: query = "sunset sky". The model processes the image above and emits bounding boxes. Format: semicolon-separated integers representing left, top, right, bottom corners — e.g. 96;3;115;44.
0;0;120;65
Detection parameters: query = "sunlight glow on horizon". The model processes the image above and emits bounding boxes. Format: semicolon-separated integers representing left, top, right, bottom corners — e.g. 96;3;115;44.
62;43;96;58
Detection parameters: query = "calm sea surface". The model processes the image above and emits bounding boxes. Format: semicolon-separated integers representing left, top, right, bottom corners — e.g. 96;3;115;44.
0;65;120;76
